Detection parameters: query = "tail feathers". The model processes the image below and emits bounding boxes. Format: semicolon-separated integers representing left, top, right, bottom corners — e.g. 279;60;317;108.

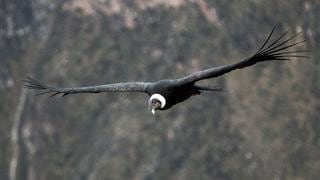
195;85;223;92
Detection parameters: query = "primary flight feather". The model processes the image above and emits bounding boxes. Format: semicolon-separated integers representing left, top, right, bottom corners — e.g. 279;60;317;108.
24;26;308;114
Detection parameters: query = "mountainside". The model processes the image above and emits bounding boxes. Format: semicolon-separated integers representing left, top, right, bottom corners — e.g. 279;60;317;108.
1;0;320;180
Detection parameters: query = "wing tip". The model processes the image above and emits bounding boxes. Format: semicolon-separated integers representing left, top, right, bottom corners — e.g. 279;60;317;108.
253;24;309;62
23;76;63;98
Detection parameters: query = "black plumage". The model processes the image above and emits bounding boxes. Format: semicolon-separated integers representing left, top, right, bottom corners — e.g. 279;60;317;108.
23;26;308;114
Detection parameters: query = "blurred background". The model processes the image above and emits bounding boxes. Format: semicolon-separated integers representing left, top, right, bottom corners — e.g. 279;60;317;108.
1;0;319;180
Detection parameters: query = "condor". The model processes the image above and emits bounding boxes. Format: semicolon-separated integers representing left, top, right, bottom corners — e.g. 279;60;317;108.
24;26;308;115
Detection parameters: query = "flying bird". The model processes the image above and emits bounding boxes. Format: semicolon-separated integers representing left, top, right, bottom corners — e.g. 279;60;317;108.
24;26;308;115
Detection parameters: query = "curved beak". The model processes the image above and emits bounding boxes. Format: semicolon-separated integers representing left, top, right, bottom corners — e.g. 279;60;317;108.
149;101;160;115
149;102;156;115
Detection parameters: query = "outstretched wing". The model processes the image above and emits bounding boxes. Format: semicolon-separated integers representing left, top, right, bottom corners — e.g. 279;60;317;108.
23;77;151;97
176;25;309;85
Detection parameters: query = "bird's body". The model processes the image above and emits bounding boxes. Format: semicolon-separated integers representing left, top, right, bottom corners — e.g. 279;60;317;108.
24;25;308;114
145;80;201;110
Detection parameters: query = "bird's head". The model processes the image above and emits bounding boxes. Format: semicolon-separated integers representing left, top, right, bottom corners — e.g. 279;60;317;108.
148;94;166;115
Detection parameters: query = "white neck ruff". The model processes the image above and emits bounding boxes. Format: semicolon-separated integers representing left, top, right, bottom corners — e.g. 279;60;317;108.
150;94;166;108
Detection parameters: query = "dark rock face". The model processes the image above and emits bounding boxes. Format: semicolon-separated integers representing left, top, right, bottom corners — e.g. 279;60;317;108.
1;0;319;180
